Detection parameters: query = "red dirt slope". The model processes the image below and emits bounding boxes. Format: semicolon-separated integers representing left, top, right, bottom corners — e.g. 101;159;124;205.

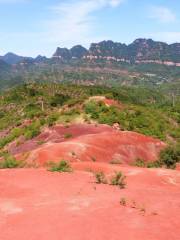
0;166;180;240
14;124;165;166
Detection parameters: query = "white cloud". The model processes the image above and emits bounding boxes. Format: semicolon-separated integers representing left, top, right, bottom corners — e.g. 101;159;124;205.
109;0;124;7
44;0;125;47
148;32;180;43
149;6;176;23
0;0;125;56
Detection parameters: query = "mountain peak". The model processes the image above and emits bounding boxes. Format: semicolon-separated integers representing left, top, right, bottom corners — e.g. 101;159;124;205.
1;52;24;64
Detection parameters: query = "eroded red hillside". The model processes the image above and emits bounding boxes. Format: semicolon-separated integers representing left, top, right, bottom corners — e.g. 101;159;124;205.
1;124;179;240
13;124;166;167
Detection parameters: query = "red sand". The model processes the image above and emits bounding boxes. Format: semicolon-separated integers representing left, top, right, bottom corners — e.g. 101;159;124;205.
15;124;165;166
0;166;180;240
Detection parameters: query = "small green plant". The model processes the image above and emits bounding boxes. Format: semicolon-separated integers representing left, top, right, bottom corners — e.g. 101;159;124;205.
110;171;126;189
24;121;41;140
134;158;162;169
147;161;161;168
46;113;59;127
95;172;107;184
49;160;72;173
134;158;146;168
64;133;73;139
0;155;24;169
24;129;40;140
37;140;46;145
159;145;180;169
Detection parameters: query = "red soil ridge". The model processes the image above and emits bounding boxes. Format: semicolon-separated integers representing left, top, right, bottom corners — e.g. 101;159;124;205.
14;124;165;166
1;124;179;240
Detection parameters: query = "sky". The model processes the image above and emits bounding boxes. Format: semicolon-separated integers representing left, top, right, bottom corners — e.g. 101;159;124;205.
0;0;179;57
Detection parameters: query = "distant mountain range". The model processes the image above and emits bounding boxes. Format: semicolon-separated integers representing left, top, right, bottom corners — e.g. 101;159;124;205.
0;39;180;67
0;52;25;65
0;52;34;65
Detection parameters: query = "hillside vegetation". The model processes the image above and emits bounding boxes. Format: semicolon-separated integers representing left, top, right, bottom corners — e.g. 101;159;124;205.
0;83;180;162
1;62;180;91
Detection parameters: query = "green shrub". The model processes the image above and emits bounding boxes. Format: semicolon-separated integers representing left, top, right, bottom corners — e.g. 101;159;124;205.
50;94;70;107
24;103;44;119
64;133;73;139
24;129;40;140
11;127;24;138
24;121;41;140
0;155;23;169
46;113;59;127
40;118;46;126
85;101;97;114
147;161;162;168
0;127;23;149
159;146;180;168
134;158;146;168
49;160;72;172
110;171;126;189
0;111;5;119
134;158;162;168
95;172;107;184
37;140;46;145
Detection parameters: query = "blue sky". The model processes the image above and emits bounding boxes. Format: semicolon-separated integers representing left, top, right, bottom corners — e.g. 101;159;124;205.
0;0;179;57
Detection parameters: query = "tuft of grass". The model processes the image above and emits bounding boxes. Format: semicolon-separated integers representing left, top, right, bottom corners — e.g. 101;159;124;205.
0;155;24;169
147;161;161;168
49;160;72;173
37;140;46;145
64;133;73;139
134;158;162;169
134;158;146;168
94;171;127;189
110;171;126;189
95;172;107;184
